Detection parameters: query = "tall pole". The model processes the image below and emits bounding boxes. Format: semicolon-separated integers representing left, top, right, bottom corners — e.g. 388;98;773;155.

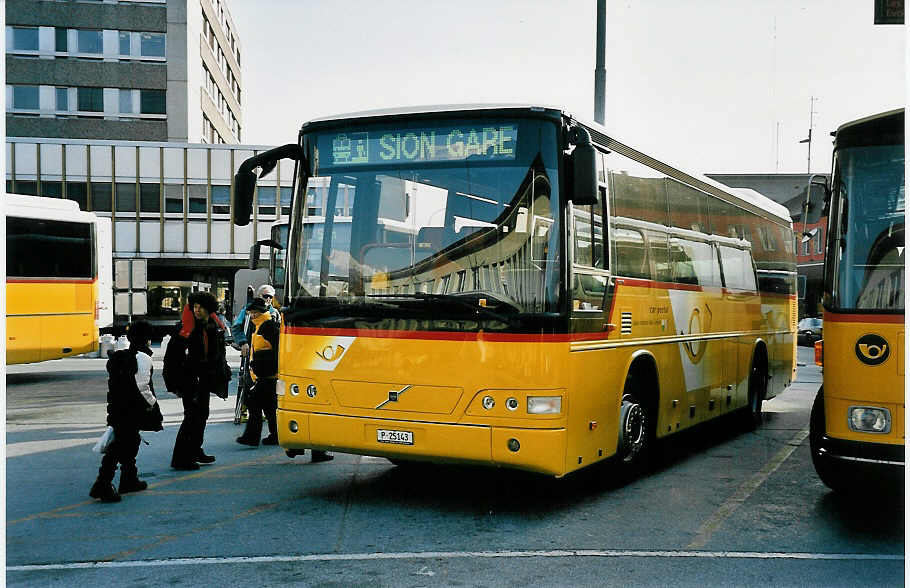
799;96;818;173
594;0;606;124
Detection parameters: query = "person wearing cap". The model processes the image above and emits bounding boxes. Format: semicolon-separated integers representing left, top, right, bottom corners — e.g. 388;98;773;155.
231;284;280;361
164;291;230;470
235;296;280;446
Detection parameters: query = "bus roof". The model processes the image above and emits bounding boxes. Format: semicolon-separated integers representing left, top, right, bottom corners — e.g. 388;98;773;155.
836;108;904;134
4;193;97;224
301;103;792;225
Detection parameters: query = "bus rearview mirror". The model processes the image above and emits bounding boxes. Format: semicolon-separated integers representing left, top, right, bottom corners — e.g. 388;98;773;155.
803;175;828;225
570;127;599;206
233;170;257;227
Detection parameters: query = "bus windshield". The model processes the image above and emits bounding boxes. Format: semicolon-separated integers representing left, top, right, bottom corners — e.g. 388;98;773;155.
288;117;562;331
831;144;905;311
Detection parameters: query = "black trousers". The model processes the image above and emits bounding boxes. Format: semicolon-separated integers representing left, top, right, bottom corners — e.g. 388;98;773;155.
171;382;211;465
242;378;277;440
98;426;141;483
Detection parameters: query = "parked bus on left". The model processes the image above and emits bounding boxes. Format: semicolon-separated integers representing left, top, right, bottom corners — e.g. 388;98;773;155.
5;193;112;364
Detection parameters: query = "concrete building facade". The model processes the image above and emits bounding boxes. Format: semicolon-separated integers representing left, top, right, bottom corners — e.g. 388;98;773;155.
6;0;243;144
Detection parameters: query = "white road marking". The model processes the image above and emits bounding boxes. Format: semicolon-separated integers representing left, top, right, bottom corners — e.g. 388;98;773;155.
7;549;902;571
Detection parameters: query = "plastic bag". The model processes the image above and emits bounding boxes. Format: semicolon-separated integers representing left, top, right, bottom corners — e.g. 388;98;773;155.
92;426;115;454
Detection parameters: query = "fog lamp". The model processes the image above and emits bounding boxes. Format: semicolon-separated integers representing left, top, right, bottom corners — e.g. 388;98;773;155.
848;406;891;433
289;383;299;396
482;395;495;410
527;396;562;414
506;397;519;411
276;379;287;397
306;384;317;398
507;438;520;452
289;420;299;433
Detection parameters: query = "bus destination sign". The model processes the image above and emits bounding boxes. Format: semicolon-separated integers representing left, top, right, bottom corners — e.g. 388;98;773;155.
326;125;518;166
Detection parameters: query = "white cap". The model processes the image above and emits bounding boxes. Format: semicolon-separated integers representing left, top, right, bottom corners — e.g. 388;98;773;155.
256;284;276;297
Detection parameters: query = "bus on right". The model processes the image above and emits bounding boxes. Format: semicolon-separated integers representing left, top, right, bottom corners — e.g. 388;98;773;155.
808;108;904;493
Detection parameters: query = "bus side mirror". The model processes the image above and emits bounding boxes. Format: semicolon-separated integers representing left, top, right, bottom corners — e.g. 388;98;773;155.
233;169;257;226
570;127;599;206
803;174;829;225
233;143;306;227
248;238;283;270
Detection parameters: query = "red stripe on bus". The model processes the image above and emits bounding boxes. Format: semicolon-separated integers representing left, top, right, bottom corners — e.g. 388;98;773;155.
823;311;904;324
6;277;96;284
283;326;616;343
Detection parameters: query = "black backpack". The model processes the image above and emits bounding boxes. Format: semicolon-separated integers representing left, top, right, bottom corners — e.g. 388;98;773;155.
106;349;163;432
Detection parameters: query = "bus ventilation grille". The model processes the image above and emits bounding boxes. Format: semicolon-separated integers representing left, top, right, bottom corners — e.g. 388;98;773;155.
621;312;633;334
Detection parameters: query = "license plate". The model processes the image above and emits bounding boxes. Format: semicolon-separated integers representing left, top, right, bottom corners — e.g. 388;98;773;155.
377;429;413;445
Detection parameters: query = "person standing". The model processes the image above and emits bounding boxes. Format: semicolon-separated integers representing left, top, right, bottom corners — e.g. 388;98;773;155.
236;297;280;446
164;291;230;470
89;320;162;502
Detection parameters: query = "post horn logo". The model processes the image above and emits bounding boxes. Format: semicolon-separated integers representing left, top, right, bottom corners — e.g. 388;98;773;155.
855;333;890;366
316;344;346;362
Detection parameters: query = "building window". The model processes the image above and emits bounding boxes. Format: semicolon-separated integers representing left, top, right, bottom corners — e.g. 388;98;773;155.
187;184;207;213
211;185;230;214
56;87;68;111
280;186;292;216
119;89;133;113
91;183;113;212
77;87;103;112
139;90;166;114
116;183;137;212
12;85;40;110
56;28;68;52
140;33;166;57
119;32;131;55
140;183;160;213
815;229;824;254
77;30;103;54
164;184;184;213
67;182;88;210
12;27;39;51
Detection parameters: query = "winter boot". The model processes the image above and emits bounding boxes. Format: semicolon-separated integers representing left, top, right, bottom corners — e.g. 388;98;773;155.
90;480;122;502
118;465;148;494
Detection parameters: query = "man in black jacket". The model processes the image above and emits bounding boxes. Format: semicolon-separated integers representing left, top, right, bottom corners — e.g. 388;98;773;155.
236;296;280;446
164;291;230;470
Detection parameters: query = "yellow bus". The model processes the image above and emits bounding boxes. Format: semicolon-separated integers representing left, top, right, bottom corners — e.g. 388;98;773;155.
232;105;797;478
807;108;904;492
5;193;110;364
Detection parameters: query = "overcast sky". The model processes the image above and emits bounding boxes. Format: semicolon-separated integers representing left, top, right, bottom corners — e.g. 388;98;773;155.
228;0;904;175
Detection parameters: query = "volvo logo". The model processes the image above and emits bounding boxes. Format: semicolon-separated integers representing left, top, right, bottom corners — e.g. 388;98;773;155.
376;385;412;409
855;333;890;366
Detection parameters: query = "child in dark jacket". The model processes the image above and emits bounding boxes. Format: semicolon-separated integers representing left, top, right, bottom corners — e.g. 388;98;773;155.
89;320;162;503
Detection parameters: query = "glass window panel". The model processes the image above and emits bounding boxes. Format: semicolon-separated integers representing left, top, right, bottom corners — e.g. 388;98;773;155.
667;180;707;233
119;31;131;55
211;184;230;204
13;85;39;109
258;186;277;205
119;89;133;113
15;181;38;195
7;217;93;278
56;87;69;111
607;153;668;226
42;181;63;198
77;87;103;112
77;29;103;54
140;33;165;57
66;182;88;210
164;183;184;213
187;184;207;213
612;227;649;278
139;90;166;114
91;182;112;212
55;27;68;52
140;183;160;212
116;182;137;212
13;27;39;51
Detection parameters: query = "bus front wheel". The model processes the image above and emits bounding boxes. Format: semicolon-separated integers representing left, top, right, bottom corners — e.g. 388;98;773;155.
615;392;651;479
810;389;849;493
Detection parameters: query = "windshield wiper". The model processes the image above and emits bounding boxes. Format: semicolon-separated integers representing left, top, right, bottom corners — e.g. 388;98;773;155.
367;292;521;327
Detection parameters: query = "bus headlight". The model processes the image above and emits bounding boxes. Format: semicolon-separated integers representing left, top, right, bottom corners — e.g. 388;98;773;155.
848;406;891;434
527;396;562;414
276;379;286;396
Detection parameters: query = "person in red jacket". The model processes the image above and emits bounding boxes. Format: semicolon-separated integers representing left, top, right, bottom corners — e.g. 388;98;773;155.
164;291;230;470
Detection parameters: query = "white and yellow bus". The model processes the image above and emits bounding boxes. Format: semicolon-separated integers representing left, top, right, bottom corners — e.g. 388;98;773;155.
5;193;111;364
232;105;797;478
808;108;904;492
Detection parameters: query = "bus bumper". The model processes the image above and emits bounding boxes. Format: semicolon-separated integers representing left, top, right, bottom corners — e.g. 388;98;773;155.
814;435;905;482
277;409;568;476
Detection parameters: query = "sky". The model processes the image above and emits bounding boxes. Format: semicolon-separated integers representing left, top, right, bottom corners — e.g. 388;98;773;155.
228;0;904;175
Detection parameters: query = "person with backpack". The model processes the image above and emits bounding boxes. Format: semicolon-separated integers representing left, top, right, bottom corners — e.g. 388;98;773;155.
164;291;230;470
89;320;163;503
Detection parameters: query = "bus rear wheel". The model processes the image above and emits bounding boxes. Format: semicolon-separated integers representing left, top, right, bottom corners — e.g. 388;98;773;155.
742;357;767;431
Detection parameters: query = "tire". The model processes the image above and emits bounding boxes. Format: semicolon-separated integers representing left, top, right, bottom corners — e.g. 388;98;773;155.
742;355;767;431
809;389;851;493
614;391;652;480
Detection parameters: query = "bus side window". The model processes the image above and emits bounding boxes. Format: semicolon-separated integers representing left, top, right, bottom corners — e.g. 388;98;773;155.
572;191;605;269
612;227;649;279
